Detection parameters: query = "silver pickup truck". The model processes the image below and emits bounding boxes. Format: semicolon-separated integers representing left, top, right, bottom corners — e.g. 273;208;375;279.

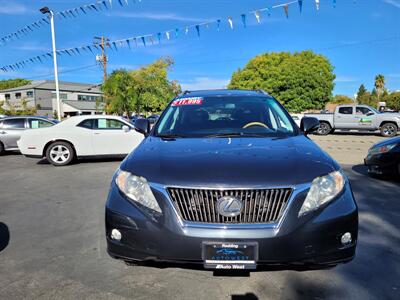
305;105;400;137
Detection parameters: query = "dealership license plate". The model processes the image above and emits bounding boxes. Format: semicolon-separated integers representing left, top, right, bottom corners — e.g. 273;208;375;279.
202;242;258;270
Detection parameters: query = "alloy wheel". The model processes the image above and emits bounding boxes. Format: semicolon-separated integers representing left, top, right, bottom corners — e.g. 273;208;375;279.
49;145;70;163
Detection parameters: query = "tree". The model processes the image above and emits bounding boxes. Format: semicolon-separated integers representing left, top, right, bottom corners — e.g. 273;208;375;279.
374;74;385;101
0;78;31;91
356;84;367;101
228;51;336;112
383;92;400;111
332;95;354;105
102;58;181;116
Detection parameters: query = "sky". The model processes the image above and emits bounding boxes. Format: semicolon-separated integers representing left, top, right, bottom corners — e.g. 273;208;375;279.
0;0;399;97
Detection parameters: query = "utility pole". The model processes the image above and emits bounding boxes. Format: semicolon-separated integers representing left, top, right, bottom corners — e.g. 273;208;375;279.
40;7;62;121
94;36;109;82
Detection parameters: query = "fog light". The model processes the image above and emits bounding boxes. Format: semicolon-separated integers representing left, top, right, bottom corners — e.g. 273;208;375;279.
341;232;352;245
111;229;122;241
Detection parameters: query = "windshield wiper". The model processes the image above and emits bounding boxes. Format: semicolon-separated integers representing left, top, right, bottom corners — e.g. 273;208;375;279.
155;133;187;139
205;132;268;138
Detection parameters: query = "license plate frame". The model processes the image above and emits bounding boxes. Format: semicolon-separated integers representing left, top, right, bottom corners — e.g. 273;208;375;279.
202;242;258;270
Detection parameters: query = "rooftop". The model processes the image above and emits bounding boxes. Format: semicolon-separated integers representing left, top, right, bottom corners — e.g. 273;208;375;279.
0;80;102;94
179;89;270;97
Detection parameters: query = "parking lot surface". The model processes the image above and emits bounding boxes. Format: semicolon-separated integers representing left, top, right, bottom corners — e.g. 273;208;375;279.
0;134;399;300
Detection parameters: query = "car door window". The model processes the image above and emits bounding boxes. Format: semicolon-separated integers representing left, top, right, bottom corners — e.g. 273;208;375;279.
28;119;53;129
2;119;26;129
338;107;353;115
356;107;372;115
77;119;95;129
96;119;126;130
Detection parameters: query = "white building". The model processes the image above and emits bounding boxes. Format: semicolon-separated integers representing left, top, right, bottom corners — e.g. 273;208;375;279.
0;80;104;117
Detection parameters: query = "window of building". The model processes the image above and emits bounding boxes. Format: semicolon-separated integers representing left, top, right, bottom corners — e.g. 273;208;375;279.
2;118;26;129
15;92;21;99
51;92;68;100
26;91;34;98
78;94;99;101
5;94;10;100
338;107;353;115
28;118;53;129
96;118;125;130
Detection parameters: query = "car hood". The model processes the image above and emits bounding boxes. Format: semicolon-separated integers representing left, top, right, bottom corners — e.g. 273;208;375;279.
121;135;339;188
370;135;400;149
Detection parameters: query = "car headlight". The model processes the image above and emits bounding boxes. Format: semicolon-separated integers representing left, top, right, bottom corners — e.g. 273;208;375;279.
368;143;397;155
115;170;161;213
299;170;345;217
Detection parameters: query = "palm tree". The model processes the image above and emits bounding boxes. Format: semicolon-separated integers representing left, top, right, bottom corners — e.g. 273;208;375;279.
374;74;385;101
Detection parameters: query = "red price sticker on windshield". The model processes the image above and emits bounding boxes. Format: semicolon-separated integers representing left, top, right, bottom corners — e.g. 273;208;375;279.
172;97;203;106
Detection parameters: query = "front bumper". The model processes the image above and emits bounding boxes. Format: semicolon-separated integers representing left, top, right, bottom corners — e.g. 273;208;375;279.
105;181;358;268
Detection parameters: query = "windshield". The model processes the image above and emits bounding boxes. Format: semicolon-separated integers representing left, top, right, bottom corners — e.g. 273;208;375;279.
154;96;296;138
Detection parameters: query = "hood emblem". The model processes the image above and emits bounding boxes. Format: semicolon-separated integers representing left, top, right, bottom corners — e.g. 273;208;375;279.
217;196;243;217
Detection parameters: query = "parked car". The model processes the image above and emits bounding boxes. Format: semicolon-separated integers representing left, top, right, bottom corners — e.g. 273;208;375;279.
0;114;7;119
147;114;159;125
106;90;358;270
306;104;400;137
18;115;143;166
0;116;57;155
364;135;400;177
290;114;303;127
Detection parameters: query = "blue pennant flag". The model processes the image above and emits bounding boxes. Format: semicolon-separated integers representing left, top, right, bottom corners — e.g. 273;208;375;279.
65;50;72;56
157;33;161;43
37;56;42;63
126;39;131;49
112;42;118;50
80;7;87;14
333;0;337;7
298;0;303;12
75;48;80;54
47;53;52;58
217;19;221;31
118;0;123;6
60;12;66;18
27;26;33;32
91;4;98;11
175;28;179;37
195;25;200;37
241;14;246;28
87;46;93;53
141;36;146;47
102;1;108;9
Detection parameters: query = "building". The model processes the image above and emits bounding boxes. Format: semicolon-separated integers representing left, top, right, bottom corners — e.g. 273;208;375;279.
0;80;104;117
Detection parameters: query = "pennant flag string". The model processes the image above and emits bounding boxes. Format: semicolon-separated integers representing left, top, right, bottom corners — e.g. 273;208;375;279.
1;0;341;72
0;0;143;47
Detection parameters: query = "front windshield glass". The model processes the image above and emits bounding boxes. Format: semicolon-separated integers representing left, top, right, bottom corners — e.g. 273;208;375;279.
155;96;296;138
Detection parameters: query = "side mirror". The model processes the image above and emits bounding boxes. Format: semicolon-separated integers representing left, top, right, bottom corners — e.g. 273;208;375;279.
122;125;130;133
366;112;374;116
300;117;320;135
134;118;150;136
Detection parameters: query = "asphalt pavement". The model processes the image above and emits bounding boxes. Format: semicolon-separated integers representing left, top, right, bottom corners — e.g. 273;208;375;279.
0;134;399;300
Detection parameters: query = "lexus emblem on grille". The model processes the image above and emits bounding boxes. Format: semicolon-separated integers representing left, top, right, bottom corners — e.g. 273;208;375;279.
217;196;243;217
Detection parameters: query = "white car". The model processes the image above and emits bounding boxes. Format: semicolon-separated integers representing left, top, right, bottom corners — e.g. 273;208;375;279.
18;115;143;166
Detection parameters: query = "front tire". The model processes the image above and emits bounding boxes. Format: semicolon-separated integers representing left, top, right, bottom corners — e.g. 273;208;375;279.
380;123;398;137
316;122;332;136
46;141;75;166
0;141;4;155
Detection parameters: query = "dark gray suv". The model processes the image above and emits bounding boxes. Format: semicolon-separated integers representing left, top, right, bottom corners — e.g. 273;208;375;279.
106;90;358;270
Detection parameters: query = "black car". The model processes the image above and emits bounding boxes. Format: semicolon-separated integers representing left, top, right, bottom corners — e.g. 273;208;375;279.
364;135;400;177
106;90;358;270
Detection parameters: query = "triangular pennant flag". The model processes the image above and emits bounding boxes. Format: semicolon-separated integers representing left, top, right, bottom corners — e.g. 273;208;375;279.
157;32;161;43
175;28;179;37
125;0;129;5
69;10;76;17
254;11;261;24
298;0;303;12
195;25;200;37
80;7;86;14
315;0;320;10
103;1;108;9
149;36;155;45
166;31;170;40
141;36;146;47
283;4;289;18
60;12;66;18
75;48;80;54
185;27;189;34
74;8;80;15
241;14;246;28
108;0;113;7
217;19;221;31
91;4;98;11
333;0;336;7
118;0;123;6
134;38;138;47
47;53;52;58
112;41;118;50
126;39;131;49
228;17;233;29
37;56;42;63
87;46;94;53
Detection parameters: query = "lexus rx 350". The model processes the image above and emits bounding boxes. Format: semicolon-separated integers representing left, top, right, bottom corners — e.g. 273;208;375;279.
105;90;358;270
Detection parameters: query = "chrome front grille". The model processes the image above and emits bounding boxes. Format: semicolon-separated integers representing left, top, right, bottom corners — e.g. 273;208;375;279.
167;188;293;224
